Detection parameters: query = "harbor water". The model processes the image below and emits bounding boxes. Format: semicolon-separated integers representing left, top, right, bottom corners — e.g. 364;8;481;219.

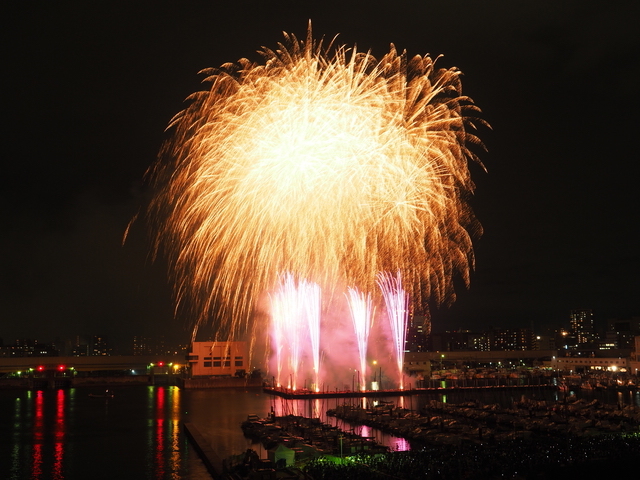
1;384;638;479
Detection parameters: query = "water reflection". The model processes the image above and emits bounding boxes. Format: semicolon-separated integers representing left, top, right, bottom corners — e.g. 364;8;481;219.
268;395;412;451
10;397;21;477
155;386;166;478
170;387;181;475
2;386;190;480
148;385;183;479
53;389;65;480
3;384;638;479
32;390;44;478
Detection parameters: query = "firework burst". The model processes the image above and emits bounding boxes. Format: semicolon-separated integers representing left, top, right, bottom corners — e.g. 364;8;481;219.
149;27;484;340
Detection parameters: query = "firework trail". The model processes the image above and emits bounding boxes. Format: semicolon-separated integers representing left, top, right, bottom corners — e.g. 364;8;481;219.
347;287;374;391
269;272;321;389
270;273;301;389
149;27;484;339
268;274;293;387
377;271;410;389
304;282;322;391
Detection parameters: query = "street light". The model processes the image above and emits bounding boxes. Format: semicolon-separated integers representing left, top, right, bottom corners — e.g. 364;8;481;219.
371;360;379;391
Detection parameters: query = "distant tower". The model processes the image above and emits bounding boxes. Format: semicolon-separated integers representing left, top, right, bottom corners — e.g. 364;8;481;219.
570;309;595;345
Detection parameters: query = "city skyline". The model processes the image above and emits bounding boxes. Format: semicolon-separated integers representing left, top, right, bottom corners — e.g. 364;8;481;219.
3;310;637;359
2;2;638;347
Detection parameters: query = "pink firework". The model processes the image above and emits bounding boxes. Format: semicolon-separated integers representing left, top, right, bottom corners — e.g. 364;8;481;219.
269;272;321;390
346;287;374;391
377;271;409;389
304;282;322;392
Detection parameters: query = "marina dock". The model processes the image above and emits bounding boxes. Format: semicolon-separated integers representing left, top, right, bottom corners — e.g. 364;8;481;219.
264;383;557;399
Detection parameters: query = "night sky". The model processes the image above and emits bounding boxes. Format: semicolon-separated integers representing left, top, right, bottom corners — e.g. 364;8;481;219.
2;1;639;349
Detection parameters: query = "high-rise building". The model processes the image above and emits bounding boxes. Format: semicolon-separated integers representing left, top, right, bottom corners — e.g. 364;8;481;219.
570;309;595;345
132;336;152;356
469;333;491;351
406;314;429;352
491;328;533;351
533;334;556;350
72;343;88;356
607;316;640;349
91;335;111;356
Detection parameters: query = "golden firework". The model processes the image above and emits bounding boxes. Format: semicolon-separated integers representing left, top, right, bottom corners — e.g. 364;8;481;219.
149;28;485;340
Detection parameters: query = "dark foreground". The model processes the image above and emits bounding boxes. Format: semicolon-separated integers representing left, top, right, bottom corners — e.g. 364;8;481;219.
221;432;640;479
220;395;640;480
299;433;640;479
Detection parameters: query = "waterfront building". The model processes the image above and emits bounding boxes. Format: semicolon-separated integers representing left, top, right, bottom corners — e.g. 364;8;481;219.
404;349;557;376
187;341;247;377
550;355;629;373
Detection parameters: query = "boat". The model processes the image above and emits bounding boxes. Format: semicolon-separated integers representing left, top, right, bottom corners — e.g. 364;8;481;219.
89;389;115;398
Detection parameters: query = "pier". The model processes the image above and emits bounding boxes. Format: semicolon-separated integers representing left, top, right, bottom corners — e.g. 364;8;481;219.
264;383;557;399
183;423;225;479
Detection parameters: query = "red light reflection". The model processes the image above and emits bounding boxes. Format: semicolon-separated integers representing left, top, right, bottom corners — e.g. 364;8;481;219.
53;389;65;479
155;386;165;479
32;390;44;478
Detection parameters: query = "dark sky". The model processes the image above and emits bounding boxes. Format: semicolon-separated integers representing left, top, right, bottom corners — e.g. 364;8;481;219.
2;1;639;349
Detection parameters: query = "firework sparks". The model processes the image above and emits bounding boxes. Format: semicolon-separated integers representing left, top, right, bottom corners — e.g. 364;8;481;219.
149;27;484;341
269;272;322;389
347;287;374;391
377;271;410;389
304;281;322;392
